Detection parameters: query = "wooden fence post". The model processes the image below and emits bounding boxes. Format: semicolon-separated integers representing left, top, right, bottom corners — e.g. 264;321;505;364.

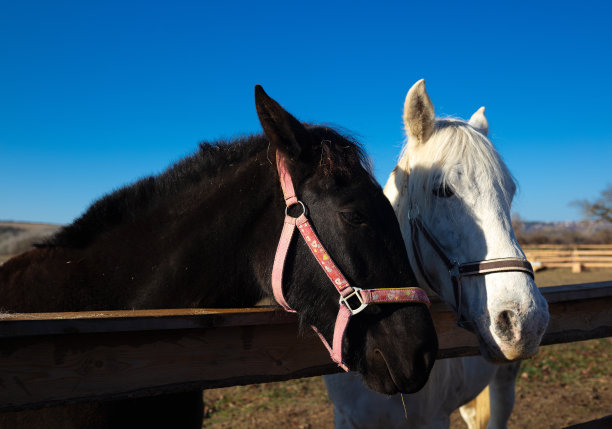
571;246;582;273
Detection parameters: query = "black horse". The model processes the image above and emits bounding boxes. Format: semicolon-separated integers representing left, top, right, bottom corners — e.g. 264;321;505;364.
0;86;437;428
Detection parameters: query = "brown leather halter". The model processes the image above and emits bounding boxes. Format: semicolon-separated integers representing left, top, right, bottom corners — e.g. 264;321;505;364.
409;217;534;328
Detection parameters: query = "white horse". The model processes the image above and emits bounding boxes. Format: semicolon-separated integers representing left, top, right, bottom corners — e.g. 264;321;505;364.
324;80;550;429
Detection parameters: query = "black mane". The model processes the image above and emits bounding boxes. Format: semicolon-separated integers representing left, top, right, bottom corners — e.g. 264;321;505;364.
42;125;369;249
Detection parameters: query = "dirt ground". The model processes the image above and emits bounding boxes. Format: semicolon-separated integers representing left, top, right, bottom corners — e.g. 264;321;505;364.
203;268;612;428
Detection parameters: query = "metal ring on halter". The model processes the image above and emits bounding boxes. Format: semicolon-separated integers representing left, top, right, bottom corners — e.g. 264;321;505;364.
285;201;307;218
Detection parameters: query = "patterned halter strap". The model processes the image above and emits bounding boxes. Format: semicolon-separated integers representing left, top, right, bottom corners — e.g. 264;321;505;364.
272;151;430;370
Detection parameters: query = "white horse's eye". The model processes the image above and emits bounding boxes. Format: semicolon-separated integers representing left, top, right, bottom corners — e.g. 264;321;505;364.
433;184;454;198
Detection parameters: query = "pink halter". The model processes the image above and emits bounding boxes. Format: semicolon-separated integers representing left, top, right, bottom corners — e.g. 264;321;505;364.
272;152;430;370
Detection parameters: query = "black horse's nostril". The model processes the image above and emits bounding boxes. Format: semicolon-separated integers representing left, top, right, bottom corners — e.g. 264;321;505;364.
495;310;516;342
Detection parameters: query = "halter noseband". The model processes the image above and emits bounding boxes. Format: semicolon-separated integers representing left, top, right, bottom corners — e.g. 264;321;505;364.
272;152;430;370
409;216;534;329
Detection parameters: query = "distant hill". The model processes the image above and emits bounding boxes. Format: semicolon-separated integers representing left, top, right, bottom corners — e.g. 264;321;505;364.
516;220;612;245
2;219;610;265
0;222;62;265
522;220;612;233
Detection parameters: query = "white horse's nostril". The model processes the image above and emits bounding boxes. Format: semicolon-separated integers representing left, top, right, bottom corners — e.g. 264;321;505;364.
495;309;517;342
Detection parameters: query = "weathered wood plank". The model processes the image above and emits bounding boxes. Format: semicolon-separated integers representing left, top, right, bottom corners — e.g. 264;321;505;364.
0;307;296;338
0;282;609;338
539;281;612;303
0;282;609;411
0;324;340;411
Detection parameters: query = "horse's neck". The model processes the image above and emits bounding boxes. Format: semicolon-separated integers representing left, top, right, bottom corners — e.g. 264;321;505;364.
0;155;284;312
188;156;284;307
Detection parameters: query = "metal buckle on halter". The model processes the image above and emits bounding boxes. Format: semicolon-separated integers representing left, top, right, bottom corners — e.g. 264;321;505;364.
339;287;368;315
449;261;460;280
449;261;465;327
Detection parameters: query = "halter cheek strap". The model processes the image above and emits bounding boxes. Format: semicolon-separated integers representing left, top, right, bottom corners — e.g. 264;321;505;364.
272;152;430;370
409;216;534;328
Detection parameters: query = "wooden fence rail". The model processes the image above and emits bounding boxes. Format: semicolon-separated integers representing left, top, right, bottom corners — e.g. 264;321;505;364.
526;244;612;249
0;282;610;412
524;245;612;272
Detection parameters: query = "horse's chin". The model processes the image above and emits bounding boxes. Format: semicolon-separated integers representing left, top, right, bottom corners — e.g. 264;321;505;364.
473;323;541;363
342;302;437;395
360;349;430;395
479;340;539;363
361;370;402;395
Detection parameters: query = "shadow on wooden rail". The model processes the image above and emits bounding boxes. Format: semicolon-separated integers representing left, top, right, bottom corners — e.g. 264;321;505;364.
0;282;610;412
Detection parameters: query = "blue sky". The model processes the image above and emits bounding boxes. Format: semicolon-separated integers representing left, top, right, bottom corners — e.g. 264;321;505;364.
1;1;611;225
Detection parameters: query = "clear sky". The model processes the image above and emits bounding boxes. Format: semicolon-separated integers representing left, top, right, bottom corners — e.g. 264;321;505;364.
1;1;611;225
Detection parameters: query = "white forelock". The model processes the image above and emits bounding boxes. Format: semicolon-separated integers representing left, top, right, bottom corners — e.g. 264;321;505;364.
396;117;515;215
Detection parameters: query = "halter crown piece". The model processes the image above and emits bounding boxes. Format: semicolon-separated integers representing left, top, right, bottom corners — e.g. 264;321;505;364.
272;151;430;371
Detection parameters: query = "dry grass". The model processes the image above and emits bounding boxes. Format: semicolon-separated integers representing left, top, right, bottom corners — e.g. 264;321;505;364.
534;267;612;287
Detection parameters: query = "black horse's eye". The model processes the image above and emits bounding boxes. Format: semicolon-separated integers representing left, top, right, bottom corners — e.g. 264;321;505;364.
433;184;454;198
339;211;367;226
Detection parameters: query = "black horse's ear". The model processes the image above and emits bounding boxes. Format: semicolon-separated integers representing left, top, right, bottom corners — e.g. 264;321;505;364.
254;85;314;161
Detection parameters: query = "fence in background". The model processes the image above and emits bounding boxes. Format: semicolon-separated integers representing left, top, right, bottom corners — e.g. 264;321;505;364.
524;244;612;272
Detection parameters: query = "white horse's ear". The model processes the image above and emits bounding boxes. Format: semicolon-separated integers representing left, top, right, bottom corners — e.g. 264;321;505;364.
404;79;435;144
469;106;489;136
